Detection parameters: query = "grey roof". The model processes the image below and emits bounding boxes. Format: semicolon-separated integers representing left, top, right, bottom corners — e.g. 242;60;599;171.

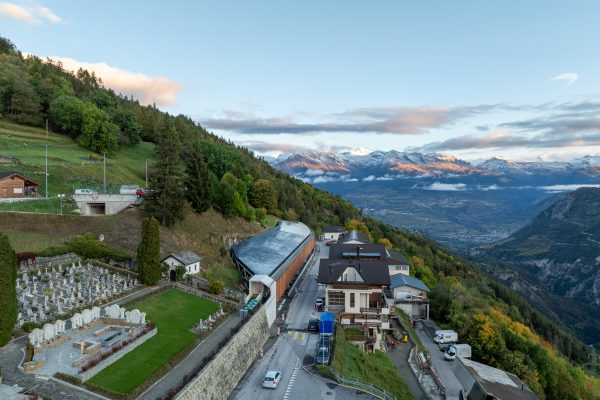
323;226;345;233
461;358;539;400
388;250;409;264
329;244;387;260
339;230;370;244
318;259;390;285
164;250;202;266
389;274;429;292
232;221;312;278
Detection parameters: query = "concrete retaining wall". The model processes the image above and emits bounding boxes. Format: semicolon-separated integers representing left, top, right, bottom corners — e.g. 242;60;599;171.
79;327;157;381
175;309;269;400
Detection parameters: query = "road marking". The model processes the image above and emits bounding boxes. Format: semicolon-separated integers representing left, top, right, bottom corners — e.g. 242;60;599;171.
283;360;300;399
293;331;299;340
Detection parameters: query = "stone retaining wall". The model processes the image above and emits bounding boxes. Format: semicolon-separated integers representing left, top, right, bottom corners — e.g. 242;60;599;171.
174;309;269;400
78;327;157;381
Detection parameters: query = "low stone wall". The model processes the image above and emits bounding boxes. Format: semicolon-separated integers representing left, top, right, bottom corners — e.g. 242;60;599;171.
174;309;269;400
78;327;157;382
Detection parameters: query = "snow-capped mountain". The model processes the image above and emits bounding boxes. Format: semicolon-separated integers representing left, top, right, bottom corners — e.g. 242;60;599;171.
273;150;482;180
271;150;600;184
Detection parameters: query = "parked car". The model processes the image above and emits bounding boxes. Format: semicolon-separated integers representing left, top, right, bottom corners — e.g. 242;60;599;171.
307;319;319;332
315;348;330;364
443;344;472;361
317;334;332;351
74;188;95;195
315;297;325;311
262;370;282;388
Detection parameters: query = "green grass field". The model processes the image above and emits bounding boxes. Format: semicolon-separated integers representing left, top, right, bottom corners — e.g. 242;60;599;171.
332;328;414;400
88;289;219;394
0;120;155;196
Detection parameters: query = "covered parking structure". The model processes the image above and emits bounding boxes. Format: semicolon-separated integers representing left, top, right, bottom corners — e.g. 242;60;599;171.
231;220;315;303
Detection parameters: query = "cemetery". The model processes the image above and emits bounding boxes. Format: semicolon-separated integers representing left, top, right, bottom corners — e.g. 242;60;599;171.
24;303;156;381
16;260;140;327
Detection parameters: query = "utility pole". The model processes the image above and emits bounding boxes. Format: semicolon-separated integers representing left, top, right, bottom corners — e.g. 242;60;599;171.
45;119;48;138
145;159;148;189
103;153;106;193
45;144;49;198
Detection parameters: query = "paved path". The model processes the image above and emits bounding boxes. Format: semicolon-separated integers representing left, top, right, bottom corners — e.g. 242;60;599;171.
138;312;244;400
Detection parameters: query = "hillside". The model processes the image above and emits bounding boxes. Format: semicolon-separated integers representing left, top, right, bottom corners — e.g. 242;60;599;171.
1;35;600;399
479;187;600;347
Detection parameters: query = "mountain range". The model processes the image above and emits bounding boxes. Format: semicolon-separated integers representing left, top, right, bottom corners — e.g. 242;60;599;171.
269;150;600;249
270;149;600;186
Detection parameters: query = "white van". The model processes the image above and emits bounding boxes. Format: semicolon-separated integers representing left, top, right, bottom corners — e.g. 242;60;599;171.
433;330;458;344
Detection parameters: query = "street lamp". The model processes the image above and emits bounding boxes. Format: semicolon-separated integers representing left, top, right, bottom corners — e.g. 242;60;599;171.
58;193;65;215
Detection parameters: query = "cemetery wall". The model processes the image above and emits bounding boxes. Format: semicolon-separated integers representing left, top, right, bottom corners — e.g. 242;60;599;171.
175;309;269;400
33;253;79;269
78;327;157;382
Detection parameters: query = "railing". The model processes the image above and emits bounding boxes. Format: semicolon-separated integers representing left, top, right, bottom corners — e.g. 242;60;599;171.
330;366;397;400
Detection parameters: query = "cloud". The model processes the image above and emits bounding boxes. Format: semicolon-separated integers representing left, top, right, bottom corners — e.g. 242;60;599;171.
425;182;467;191
43;56;182;107
304;169;325;176
201;105;494;135
238;141;312;155
538;184;600;192
363;175;376;181
0;2;61;25
550;72;578;86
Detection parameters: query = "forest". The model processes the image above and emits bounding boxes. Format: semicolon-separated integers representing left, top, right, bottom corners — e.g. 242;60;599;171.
1;36;599;399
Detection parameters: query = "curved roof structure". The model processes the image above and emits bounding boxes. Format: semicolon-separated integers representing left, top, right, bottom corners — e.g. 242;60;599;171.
232;221;312;279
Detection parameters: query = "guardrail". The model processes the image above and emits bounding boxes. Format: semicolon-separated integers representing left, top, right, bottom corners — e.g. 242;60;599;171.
330;366;397;400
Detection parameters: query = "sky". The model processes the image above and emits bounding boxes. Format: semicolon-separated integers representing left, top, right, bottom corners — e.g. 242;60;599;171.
2;1;600;162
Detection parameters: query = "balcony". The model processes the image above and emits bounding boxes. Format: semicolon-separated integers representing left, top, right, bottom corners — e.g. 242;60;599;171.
359;307;390;315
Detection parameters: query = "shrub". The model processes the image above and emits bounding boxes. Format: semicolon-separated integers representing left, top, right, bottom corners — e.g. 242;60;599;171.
208;280;224;295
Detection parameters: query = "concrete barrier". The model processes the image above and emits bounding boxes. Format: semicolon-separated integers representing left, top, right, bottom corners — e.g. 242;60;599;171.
174;308;269;400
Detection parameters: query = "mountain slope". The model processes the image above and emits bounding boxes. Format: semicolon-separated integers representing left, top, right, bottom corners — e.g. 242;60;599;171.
480;187;600;346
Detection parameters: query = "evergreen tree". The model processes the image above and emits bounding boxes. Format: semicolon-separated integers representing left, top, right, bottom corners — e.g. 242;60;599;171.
145;124;186;226
249;179;276;211
137;217;161;285
0;233;17;346
184;140;212;213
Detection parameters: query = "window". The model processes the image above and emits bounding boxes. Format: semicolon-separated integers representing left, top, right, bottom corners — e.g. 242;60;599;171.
350;293;355;307
328;291;344;307
13;188;22;194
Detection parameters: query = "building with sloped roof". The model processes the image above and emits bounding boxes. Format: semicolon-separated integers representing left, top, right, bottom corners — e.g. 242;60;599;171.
453;358;539;400
317;259;391;351
338;230;370;244
0;172;39;198
231;220;314;302
390;274;430;319
162;250;203;280
323;226;345;241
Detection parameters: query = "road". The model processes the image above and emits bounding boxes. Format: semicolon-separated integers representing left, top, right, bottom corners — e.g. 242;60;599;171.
231;242;374;400
415;321;464;400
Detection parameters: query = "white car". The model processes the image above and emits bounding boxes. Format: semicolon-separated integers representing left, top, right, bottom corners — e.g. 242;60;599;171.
74;188;96;195
262;370;281;389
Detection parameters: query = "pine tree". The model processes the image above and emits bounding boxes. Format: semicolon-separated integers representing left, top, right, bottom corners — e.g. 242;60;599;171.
0;233;17;346
184;140;213;213
145;123;186;226
137;217;161;285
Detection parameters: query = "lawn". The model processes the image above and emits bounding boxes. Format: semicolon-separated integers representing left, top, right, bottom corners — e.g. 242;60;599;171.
87;289;219;395
0;197;78;215
331;328;414;400
0;120;155;197
395;308;426;353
